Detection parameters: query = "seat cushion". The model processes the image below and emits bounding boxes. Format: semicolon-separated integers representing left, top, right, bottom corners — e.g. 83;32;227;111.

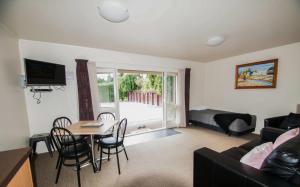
280;113;300;130
221;147;248;161
61;143;91;158
94;133;113;140
100;137;123;147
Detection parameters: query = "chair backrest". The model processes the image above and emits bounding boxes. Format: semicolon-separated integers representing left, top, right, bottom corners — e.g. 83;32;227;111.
97;112;115;121
53;117;72;128
50;127;78;156
116;118;127;142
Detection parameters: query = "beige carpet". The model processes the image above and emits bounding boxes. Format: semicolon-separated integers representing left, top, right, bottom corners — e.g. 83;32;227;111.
33;127;257;187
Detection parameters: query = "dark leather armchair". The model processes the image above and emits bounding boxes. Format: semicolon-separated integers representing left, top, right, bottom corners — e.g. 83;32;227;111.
193;127;297;187
264;115;288;128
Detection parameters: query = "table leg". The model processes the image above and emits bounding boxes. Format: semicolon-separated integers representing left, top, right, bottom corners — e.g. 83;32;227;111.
90;135;98;172
90;135;95;163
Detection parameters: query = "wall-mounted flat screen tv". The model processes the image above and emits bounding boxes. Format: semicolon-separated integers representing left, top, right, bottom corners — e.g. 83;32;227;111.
25;58;66;86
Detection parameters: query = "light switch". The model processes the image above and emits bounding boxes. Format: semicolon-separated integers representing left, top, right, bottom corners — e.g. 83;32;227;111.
66;71;74;81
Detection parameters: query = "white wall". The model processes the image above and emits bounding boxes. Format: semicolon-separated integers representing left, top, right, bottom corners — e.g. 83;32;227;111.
18;39;300;153
0;27;29;151
202;42;300;133
19;39;204;152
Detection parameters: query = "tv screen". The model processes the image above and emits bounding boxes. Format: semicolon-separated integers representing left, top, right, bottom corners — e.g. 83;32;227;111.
25;59;66;86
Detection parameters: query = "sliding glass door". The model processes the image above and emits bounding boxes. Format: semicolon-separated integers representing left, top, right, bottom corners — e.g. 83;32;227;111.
118;70;163;134
96;69;119;119
97;68;178;134
164;73;177;128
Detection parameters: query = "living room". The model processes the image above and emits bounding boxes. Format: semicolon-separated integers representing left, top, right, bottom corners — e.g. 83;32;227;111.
0;1;300;187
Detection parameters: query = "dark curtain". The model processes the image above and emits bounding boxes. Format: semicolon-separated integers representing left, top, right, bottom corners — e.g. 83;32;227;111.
75;59;94;120
185;68;191;125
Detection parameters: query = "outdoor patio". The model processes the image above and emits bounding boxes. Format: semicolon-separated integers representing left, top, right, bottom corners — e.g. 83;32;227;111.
119;102;163;134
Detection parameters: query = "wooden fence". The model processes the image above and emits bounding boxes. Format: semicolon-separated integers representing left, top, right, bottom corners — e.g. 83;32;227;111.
128;91;162;106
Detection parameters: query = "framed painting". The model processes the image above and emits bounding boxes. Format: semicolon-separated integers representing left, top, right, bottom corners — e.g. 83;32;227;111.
235;59;278;89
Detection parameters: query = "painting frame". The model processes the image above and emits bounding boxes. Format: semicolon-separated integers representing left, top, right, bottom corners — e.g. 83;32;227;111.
235;59;278;89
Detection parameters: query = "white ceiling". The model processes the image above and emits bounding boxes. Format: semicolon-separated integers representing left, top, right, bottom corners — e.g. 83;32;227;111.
1;0;300;62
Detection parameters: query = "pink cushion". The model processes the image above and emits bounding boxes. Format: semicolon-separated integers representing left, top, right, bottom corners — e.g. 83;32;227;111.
240;142;273;169
273;128;299;149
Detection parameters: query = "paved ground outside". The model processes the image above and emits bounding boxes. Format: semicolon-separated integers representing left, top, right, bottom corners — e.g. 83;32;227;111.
119;102;163;134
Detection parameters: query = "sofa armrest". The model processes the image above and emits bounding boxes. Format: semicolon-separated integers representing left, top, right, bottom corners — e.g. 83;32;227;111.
194;148;295;187
264;116;287;128
260;127;287;143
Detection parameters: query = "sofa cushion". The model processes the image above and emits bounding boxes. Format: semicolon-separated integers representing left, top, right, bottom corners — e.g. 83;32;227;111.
280;113;300;130
261;135;300;185
221;147;248;161
273;128;299;149
240;142;273;169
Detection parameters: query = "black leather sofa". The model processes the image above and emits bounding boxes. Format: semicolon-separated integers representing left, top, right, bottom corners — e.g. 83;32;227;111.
264;115;288;128
265;113;300;130
193;127;297;187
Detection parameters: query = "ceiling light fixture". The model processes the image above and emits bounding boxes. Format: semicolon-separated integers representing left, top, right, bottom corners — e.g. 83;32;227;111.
98;0;129;23
206;36;225;47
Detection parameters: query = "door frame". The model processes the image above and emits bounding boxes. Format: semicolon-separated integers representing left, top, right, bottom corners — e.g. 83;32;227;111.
97;67;179;132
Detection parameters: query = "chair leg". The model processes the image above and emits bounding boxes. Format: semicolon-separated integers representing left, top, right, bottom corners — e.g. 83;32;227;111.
45;138;53;157
116;147;121;175
76;164;81;187
55;158;63;184
108;148;110;161
32;142;37;155
123;145;129;160
55;155;61;169
50;139;56;151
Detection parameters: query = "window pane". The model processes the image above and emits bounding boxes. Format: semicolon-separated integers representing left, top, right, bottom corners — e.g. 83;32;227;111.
97;73;115;107
167;103;176;122
166;76;176;104
166;75;177;123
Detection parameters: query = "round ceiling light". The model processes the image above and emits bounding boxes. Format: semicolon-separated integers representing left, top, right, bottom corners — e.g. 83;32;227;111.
98;1;129;23
206;36;225;47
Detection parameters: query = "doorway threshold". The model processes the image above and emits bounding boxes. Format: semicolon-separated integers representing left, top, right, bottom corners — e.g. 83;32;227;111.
126;127;166;137
124;128;181;146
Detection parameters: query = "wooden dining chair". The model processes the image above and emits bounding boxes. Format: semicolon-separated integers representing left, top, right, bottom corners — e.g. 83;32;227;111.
50;127;94;187
98;118;129;174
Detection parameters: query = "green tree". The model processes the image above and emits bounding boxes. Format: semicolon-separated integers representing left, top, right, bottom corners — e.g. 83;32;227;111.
97;73;114;102
118;73;162;101
119;74;140;101
145;74;162;95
